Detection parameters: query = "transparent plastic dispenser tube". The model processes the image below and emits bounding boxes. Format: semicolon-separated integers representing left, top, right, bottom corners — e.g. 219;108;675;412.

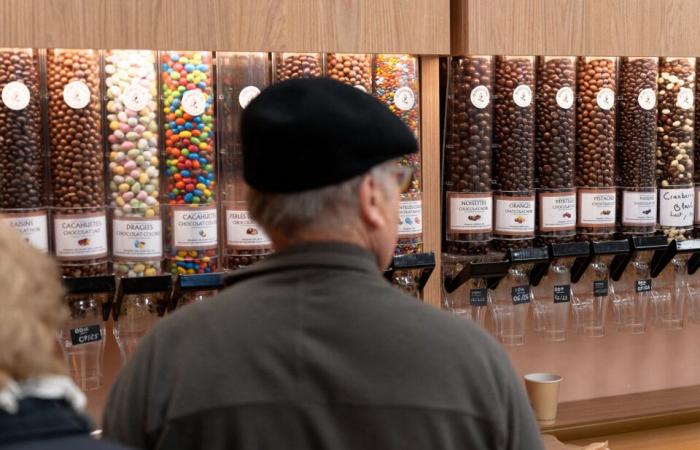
571;255;613;337
442;255;490;328
611;251;654;334
489;263;533;346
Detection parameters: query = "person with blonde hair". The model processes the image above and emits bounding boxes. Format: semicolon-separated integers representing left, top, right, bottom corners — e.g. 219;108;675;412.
0;222;132;449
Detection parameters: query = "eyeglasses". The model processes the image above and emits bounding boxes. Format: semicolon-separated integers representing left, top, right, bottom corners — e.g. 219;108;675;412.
391;165;414;194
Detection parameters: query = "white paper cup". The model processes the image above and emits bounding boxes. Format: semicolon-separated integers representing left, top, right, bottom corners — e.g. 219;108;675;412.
524;373;562;423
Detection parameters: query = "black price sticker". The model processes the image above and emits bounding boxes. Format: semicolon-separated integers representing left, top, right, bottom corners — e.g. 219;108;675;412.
636;279;652;293
511;285;530;305
553;285;571;303
469;288;488;307
69;325;102;346
593;280;608;297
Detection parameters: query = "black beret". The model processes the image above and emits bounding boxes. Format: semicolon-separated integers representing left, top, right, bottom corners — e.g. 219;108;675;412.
241;77;418;193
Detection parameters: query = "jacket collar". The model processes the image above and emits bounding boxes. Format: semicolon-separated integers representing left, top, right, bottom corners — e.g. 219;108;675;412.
0;398;93;445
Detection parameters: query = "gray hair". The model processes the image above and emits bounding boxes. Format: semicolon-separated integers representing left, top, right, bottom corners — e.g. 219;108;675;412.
248;162;395;238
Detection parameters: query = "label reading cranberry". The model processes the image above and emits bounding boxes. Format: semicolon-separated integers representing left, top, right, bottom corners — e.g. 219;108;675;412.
638;88;656;111
495;195;535;236
448;192;492;234
470;85;490;109
677;87;694;110
1;81;31;111
659;187;694;227
596;87;615;110
122;84;151;111
513;84;533;108
538;191;576;232
63;80;91;109
398;199;422;237
577;189;616;227
112;218;163;260
555;86;574;109
53;213;108;260
172;207;218;249
0;211;48;252
225;209;271;249
622;190;657;226
238;85;261;109
393;87;415;111
181;89;206;116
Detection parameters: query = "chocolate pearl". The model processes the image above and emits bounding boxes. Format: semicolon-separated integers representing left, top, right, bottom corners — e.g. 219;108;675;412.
0;50;45;209
326;53;371;92
275;53;322;81
619;58;657;188
223;250;271;269
536;57;576;189
576;57;617;188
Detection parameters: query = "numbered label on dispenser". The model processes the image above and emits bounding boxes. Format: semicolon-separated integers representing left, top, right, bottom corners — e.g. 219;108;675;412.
659;187;694;227
2;81;31;111
596;87;615;110
511;285;531;305
469;288;488;307
635;279;652;293
182;89;206;116
556;87;574;109
677;87;694;110
470;85;490;109
239;85;261;109
513;85;533;108
393;87;415;111
553;285;571;303
63;81;91;109
593;280;609;297
69;325;102;346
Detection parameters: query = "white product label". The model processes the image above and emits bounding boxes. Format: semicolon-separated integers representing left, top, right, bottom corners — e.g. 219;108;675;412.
556;86;574;109
393;87;415;111
577;189;616;226
1;81;31;111
696;186;700;225
470;85;490;109
172;207;218;249
182;89;206;116
398;199;422;237
225;209;271;249
122;84;152;111
63;81;91;109
494;195;535;236
238;85;261;109
0;211;48;252
596;87;615;110
659;187;694;227
448;192;493;233
677;87;694;110
538;191;576;231
53;213;108;260
112;218;163;260
622;190;657;226
638;88;657;111
513;84;533;108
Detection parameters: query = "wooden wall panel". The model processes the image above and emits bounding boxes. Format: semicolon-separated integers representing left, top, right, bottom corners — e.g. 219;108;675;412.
0;0;450;54
453;0;700;57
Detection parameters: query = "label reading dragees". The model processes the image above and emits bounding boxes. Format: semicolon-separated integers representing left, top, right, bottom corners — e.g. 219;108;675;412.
556;86;574;109
225;209;271;248
393;87;415;111
123;85;151;111
182;89;206;116
0;212;48;252
513;84;533;108
511;285;530;305
638;88;657;110
398;199;422;237
470;85;490;109
69;325;102;346
63;80;91;109
172;207;218;249
596;87;615;110
659;187;694;227
238;85;261;109
469;288;488;307
677;87;694;110
539;191;576;231
593;280;609;297
578;189;616;226
112;218;163;260
553;285;571;303
448;192;492;234
53;213;108;260
495;195;535;236
636;279;652;293
1;81;31;111
622;190;657;225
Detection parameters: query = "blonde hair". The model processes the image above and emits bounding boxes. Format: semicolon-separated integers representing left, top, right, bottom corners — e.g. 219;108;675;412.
0;222;67;390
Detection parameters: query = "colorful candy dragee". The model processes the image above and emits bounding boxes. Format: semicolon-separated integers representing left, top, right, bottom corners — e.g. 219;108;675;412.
374;54;423;255
161;51;217;275
105;50;161;277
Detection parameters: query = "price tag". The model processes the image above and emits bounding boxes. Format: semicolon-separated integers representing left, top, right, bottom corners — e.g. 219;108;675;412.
469;288;488;307
511;285;530;305
636;279;652;293
553;285;571;303
1;81;31;110
69;325;102;346
593;280;609;297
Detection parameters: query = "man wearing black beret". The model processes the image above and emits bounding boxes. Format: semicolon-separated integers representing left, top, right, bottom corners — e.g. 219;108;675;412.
103;78;543;450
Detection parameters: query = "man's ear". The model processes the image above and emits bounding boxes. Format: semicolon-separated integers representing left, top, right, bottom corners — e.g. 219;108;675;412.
358;174;388;229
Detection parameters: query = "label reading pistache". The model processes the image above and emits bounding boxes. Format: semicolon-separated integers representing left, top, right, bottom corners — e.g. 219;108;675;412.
495;195;535;236
112;218;163;260
398;199;422;237
539;191;576;231
659;187;694;227
0;212;48;252
226;209;271;248
511;285;531;305
172;207;218;249
577;189;616;226
593;280;609;297
636;279;652;293
448;192;492;234
677;87;694;110
622;190;657;226
553;285;571;303
53;213;108;260
69;325;102;346
469;288;488;307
